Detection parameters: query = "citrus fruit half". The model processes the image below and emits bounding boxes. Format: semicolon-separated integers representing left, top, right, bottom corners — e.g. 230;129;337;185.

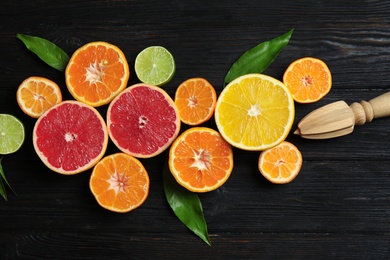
169;127;233;193
258;141;302;184
0;114;25;155
33;101;108;175
65;41;130;107
107;83;180;158
215;73;295;151
283;57;332;103
17;76;62;118
174;78;217;125
134;46;175;86
90;153;150;213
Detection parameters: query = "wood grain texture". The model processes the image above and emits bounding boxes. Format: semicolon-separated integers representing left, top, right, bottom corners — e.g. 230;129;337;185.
1;0;390;259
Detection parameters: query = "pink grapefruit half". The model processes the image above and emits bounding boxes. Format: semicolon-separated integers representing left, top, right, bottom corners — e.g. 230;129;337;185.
33;100;108;175
107;83;181;158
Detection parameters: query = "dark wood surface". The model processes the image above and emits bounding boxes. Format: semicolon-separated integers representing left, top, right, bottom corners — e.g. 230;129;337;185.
1;0;390;259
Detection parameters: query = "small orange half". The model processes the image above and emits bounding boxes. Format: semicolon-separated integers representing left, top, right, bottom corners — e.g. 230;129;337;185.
174;78;217;125
258;141;302;184
90;153;150;213
283;57;332;103
169;127;233;193
65;41;130;107
17;76;62;118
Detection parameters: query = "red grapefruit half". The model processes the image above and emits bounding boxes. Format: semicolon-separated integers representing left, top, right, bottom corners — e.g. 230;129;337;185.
107;83;181;158
33;100;108;175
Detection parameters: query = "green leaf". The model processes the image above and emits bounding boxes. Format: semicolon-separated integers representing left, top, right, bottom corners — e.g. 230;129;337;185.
0;157;16;201
163;163;211;246
16;33;69;71
224;28;294;85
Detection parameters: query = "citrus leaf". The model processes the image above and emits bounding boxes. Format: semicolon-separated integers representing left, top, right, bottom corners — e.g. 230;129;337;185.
16;33;69;72
224;28;294;85
0;157;16;201
163;163;211;246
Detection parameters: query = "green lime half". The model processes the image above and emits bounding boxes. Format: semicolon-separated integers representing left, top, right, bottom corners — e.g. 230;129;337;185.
0;114;25;154
135;46;175;86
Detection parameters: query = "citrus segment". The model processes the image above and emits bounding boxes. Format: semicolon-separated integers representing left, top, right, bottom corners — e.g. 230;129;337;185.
134;46;175;86
90;153;150;213
283;57;332;103
65;41;130;107
107;83;180;158
169;127;233;193
17;76;62;118
215;74;295;151
33;101;108;175
258;141;302;184
0;114;25;155
174;78;217;125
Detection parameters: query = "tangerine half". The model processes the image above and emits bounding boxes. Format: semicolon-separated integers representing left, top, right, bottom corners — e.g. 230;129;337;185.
168;127;233;193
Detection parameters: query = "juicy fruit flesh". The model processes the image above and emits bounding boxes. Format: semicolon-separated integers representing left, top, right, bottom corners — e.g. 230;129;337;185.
0;114;25;154
108;84;180;157
34;102;107;173
169;127;233;192
90;153;149;213
66;43;129;106
216;75;294;150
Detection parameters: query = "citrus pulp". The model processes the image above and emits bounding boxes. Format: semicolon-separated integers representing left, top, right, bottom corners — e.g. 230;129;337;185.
0;114;25;155
134;46;175;86
215;73;295;151
65;41;130;107
107;83;180;158
174;78;217;125
90;153;150;213
17;76;62;118
33;101;108;174
169;127;233;193
258;141;302;184
283;57;332;103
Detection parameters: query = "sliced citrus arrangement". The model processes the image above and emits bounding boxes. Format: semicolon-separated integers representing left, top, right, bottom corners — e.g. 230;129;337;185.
107;83;180;158
283;57;332;103
174;78;217;125
33;101;108;175
16;76;62;118
168;127;233;193
65;41;130;107
0;114;25;155
134;46;175;86
90;153;150;213
215;73;295;151
258;141;302;184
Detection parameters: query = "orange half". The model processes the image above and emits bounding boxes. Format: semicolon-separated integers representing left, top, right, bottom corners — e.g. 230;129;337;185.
65;41;130;107
169;127;233;192
283;57;332;103
17;76;62;118
174;78;217;125
90;153;150;213
258;141;302;184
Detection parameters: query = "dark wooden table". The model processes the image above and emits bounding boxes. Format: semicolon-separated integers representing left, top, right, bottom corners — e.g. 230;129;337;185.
1;0;390;259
